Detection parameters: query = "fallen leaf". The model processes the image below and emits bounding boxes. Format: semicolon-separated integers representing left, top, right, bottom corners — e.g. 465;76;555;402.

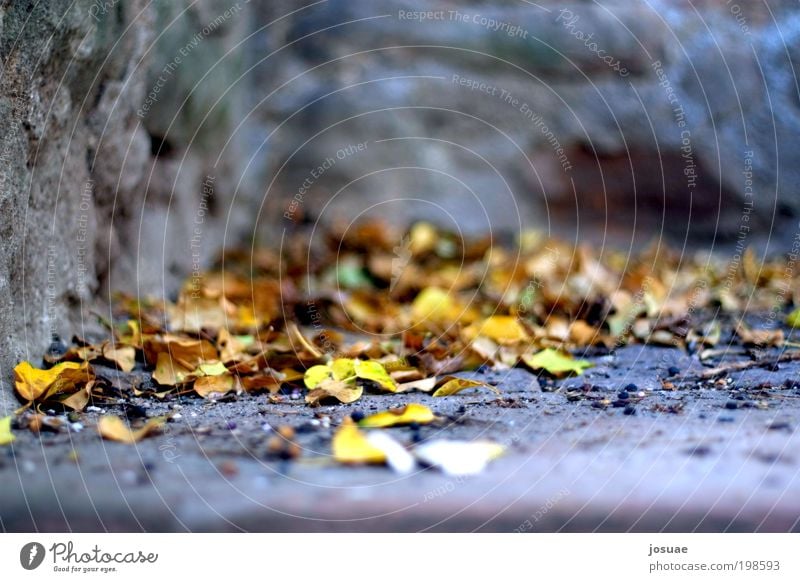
414;439;505;476
0;416;15;446
332;419;386;464
354;359;397;392
521;348;592;377
396;376;438;393
359;403;436;428
13;361;93;403
97;416;166;444
152;352;193;386
193;374;235;399
735;324;784;347
463;315;528;343
102;343;136;372
305;380;363;405
304;364;333;389
433;377;499;397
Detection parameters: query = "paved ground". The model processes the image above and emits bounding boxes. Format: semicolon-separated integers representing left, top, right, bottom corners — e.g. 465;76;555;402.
2;343;800;532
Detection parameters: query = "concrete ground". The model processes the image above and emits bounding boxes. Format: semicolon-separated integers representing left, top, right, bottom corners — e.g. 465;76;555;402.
2;344;800;532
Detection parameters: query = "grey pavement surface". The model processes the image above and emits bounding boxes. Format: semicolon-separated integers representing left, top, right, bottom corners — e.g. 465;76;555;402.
2;346;800;532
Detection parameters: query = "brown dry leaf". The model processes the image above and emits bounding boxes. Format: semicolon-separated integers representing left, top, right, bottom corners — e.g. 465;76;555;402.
193;374;235;399
97;415;166;444
305;379;363;405
152;352;194;386
143;335;218;369
58;381;94;411
13;361;93;404
102;343;136;372
432;377;499;397
332;419;386;464
168;294;236;332
735;324;783;347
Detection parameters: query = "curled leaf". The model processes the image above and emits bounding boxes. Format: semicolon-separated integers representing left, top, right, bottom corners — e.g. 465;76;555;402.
97;415;166;444
354;359;397;392
433;377;499;397
332;419;386;464
102;343;136;372
305;380;363;405
13;361;93;403
359;403;436;428
521;348;592;377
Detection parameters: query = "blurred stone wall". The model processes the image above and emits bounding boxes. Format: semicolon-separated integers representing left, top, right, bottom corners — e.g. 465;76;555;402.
249;0;800;245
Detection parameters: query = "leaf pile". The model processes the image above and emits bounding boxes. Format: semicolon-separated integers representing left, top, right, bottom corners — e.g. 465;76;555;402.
8;221;796;472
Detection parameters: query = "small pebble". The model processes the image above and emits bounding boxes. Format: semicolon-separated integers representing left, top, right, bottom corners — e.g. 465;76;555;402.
87;406;103;413
350;410;365;422
667;366;681;376
724;401;739;410
70;422;84;432
261;423;273;433
624;383;637;392
226;421;237;430
623;405;636;415
170;413;183;420
617;390;630;400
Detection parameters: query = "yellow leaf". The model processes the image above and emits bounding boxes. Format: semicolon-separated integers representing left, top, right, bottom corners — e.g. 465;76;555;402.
354;359;397;392
331;358;356;381
102;343;136;372
521;348;592;377
433;377;499;397
13;361;92;403
194;374;235;399
305;380;363;405
194;361;228;376
359;403;436;428
0;416;15;446
411;287;453;325
408;221;437;254
787;308;800;328
97;416;166;444
464;316;528;343
304;364;333;389
332;419;386;464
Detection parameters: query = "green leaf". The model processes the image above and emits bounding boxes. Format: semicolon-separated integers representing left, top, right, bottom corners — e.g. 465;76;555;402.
787;308;800;328
354;360;398;392
521;348;592;377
